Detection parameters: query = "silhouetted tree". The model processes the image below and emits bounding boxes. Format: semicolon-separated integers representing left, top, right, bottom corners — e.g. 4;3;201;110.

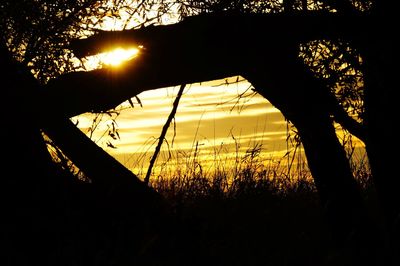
1;1;170;265
1;0;397;265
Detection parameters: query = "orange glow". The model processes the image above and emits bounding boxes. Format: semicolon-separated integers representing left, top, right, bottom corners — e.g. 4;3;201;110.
77;47;140;70
99;47;140;66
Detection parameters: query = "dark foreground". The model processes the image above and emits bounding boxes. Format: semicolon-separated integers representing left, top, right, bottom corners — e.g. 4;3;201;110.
4;172;395;266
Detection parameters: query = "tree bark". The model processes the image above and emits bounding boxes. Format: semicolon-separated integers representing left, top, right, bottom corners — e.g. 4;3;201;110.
360;5;399;264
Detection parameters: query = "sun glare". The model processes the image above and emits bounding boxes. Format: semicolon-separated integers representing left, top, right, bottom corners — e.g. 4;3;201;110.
80;47;140;70
99;47;140;66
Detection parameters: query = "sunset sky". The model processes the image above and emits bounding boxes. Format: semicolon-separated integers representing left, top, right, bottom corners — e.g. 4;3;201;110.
72;76;294;176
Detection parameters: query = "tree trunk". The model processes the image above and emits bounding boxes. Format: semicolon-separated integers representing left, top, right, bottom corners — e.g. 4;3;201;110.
1;42;72;265
360;5;399;264
243;53;378;263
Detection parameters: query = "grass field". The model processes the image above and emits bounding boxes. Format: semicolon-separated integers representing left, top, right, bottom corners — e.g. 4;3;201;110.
132;141;378;266
49;130;383;265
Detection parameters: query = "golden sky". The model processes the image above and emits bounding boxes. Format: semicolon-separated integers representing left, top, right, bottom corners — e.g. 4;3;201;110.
73;77;293;175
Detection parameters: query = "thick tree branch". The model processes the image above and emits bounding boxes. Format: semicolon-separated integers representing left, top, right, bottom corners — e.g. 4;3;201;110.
45;12;370;119
45;39;239;117
42;116;168;211
45;12;369;143
43;117;138;187
70;12;369;59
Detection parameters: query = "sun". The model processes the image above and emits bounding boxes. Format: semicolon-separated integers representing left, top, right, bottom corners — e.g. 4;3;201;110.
79;47;140;70
99;47;140;66
77;8;144;69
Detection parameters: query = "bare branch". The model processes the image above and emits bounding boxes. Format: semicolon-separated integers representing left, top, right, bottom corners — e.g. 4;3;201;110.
145;84;186;185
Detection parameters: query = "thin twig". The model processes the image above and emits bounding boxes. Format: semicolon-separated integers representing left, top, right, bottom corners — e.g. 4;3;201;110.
144;84;186;185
